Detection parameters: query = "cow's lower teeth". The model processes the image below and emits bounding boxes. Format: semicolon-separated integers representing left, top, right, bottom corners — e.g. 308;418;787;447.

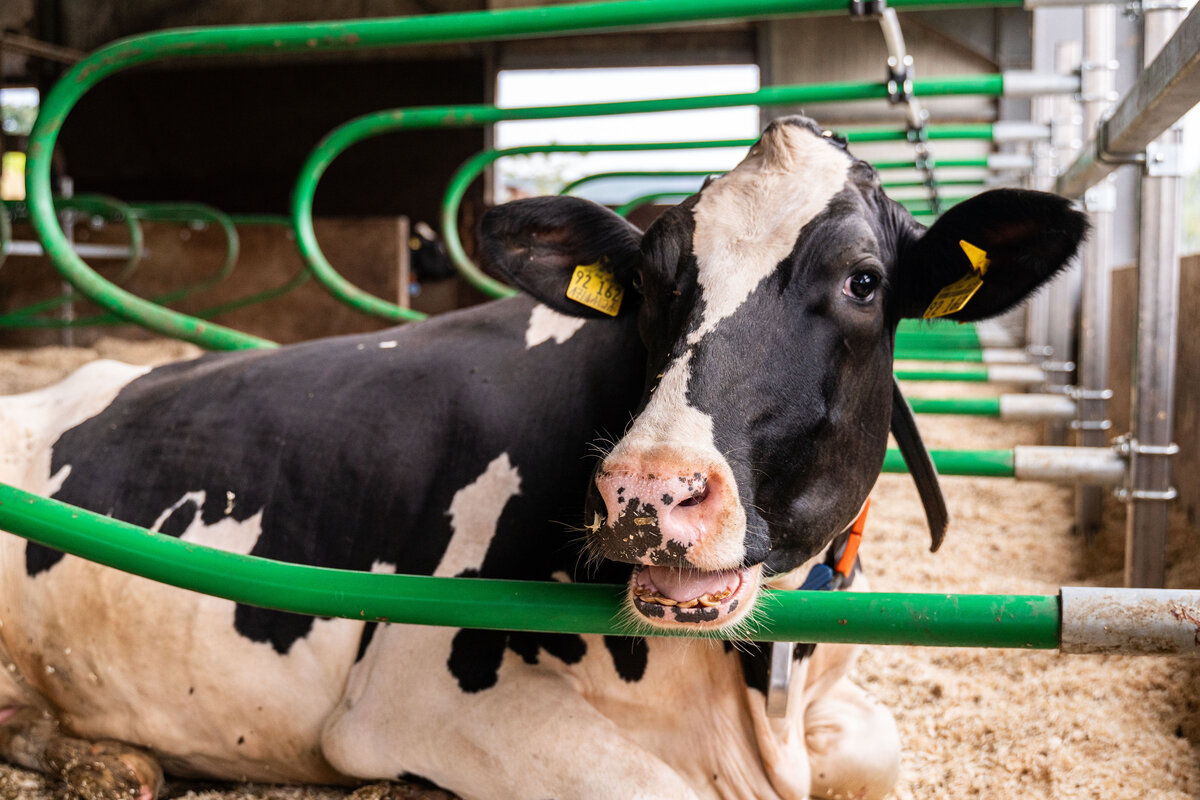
657;597;678;606
676;599;698;609
698;595;721;607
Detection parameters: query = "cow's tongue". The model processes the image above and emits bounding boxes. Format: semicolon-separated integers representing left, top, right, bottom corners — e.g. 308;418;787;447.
645;566;739;602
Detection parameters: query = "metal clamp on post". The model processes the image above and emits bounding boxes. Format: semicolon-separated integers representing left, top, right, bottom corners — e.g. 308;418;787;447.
848;0;886;20
888;54;914;105
1067;387;1113;430
1112;434;1179;503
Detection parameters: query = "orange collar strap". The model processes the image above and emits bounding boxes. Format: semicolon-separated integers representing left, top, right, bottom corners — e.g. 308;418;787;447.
834;497;870;578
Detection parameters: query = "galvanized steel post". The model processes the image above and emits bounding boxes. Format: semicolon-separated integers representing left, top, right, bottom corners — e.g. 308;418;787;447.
1074;5;1118;541
1125;5;1184;588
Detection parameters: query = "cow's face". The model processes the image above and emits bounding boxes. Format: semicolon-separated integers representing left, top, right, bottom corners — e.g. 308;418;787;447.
482;116;1086;634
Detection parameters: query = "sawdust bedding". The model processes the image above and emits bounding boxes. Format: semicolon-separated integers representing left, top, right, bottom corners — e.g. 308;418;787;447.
0;339;1196;800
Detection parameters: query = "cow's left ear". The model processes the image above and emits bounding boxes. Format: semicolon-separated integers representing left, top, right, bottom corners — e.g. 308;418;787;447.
479;196;643;318
893;189;1088;321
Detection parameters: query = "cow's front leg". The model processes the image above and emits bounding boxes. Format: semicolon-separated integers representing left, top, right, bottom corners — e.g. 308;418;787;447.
804;677;899;800
0;706;164;800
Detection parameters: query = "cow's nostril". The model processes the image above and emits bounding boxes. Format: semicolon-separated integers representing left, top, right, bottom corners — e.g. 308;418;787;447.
678;485;709;508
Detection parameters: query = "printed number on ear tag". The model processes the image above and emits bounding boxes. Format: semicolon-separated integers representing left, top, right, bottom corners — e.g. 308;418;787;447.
922;240;989;319
567;261;624;317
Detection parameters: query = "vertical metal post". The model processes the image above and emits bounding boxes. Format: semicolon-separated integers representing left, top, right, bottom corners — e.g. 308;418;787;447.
1125;5;1183;588
1074;6;1118;540
1042;42;1083;444
1026;93;1055;363
58;177;76;348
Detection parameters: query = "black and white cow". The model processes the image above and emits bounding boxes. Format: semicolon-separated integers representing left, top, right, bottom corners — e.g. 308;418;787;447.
0;117;1086;800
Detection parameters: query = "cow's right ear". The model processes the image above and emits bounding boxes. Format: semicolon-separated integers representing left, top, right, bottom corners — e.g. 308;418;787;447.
479;196;643;318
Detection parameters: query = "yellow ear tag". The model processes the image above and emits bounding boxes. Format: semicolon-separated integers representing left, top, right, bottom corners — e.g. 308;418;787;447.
566;261;624;316
922;240;991;319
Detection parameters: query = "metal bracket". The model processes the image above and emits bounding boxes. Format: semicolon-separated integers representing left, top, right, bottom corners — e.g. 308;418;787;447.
1067;386;1114;401
1026;345;1054;358
887;54;914;105
1146;141;1183;177
1041;360;1077;375
1124;0;1191;17
1095;122;1146;166
1080;59;1120;73
1070;419;1113;431
1113;434;1179;458
1114;487;1178;502
766;641;795;717
848;0;887;19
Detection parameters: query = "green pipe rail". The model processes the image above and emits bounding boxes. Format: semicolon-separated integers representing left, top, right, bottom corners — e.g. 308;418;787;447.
1;201;242;330
0;480;1057;648
190;214;311;320
616;192;691;216
896;366;989;381
295;79;1009;322
26;0;1018;351
0;195;146;326
439;129;1003;308
560;170;989;198
907;397;1001;416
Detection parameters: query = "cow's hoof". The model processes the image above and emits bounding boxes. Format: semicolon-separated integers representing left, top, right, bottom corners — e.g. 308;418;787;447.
349;781;458;800
48;739;164;800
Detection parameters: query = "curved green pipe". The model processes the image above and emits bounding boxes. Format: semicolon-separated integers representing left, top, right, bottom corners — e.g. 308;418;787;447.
193;214;311;320
440;129;1003;301
615;192;691;217
559;170;722;196
128;202;239;305
0;195;146;324
0;480;1057;649
1;201;242;330
26;0;1015;350
296;76;1006;316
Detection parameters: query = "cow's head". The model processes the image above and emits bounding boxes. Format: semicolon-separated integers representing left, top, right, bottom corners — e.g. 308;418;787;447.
482;116;1086;634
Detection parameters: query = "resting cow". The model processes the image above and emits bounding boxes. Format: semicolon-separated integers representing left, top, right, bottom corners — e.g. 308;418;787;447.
0;116;1085;800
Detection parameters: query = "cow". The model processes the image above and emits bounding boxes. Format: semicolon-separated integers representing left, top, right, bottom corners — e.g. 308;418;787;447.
0;116;1086;800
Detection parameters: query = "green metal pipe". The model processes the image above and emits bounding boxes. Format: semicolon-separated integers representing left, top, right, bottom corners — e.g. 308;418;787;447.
895;349;987;362
559;170;722;196
906;397;1002;416
895;366;990;382
440;129;1007;305
128;202;240;305
881;178;986;190
26;0;1014;350
193;214;311;320
0;480;1057;648
297;76;1006;316
895;331;984;349
882;448;1015;477
615;192;691;216
0;195;146;324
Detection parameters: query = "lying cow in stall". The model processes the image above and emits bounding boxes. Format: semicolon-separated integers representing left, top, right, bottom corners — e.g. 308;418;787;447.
0;116;1085;800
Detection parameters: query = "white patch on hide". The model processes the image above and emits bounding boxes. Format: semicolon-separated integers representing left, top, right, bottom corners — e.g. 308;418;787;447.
46;465;71;497
524;304;587;349
378;341;398;349
436;453;522;577
151;491;208;533
688;122;851;345
371;560;398;574
0;360;151;495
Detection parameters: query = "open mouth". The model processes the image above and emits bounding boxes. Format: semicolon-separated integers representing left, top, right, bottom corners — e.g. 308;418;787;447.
628;564;761;629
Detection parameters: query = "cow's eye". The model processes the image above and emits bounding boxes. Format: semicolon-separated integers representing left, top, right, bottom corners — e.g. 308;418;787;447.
843;271;879;302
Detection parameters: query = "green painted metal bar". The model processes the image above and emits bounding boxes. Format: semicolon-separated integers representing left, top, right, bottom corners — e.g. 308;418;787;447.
882;448;1015;477
873;158;990;170
26;0;1015;350
128;202;239;305
0;480;1057;648
0;195;145;324
895;348;987;362
882;178;985;189
559;170;722;196
906;397;1002;416
440;129;1005;305
895;331;984;349
193;214;311;320
616;192;691;216
297;76;1006;316
895;366;989;382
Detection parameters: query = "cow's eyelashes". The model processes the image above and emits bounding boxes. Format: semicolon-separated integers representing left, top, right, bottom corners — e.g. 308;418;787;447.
842;271;881;303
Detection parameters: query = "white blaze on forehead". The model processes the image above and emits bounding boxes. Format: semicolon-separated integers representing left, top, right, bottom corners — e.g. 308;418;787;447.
525;303;588;349
436;453;522;577
687;122;852;345
608;350;713;457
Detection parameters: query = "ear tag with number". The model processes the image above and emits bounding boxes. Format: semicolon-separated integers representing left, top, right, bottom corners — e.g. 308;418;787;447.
567;260;624;316
922;240;991;319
